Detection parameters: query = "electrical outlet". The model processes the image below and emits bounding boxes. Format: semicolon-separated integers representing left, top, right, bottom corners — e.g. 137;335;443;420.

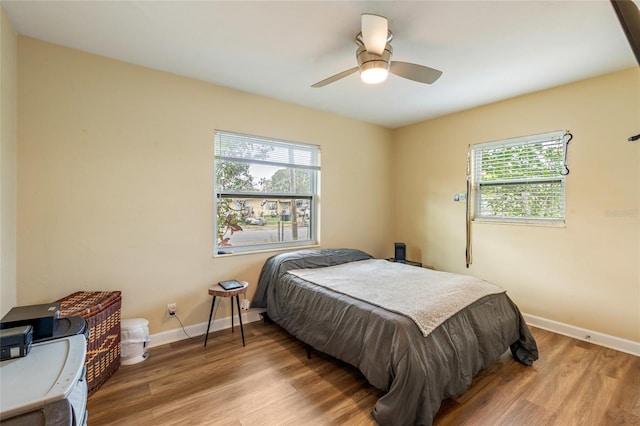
241;299;250;310
167;303;176;317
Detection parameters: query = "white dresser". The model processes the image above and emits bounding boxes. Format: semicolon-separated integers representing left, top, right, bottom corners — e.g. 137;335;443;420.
0;334;87;425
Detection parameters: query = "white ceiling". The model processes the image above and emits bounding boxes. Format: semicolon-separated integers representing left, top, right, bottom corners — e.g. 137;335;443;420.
2;0;637;128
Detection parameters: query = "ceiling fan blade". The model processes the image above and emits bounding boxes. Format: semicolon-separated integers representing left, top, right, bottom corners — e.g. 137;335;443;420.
361;14;388;55
311;67;359;88
389;61;443;84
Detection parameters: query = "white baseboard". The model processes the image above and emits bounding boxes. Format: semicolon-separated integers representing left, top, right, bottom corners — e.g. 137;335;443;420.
148;310;639;357
148;310;263;348
523;313;640;357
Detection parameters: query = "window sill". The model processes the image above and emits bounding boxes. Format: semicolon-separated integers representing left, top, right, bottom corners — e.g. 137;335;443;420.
473;218;566;228
214;243;321;258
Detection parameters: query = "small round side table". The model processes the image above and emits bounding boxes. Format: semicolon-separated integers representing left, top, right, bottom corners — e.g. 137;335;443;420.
204;281;249;347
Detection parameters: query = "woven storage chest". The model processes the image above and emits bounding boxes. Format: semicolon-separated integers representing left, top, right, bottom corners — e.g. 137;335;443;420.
57;291;121;395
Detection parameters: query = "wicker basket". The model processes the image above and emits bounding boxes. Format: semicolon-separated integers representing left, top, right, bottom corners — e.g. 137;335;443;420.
57;291;121;395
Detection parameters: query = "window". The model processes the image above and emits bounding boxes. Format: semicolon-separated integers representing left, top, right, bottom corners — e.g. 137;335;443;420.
214;130;320;254
471;130;570;225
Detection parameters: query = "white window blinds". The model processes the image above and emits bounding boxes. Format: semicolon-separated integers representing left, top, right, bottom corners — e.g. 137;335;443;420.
471;130;569;224
215;131;321;171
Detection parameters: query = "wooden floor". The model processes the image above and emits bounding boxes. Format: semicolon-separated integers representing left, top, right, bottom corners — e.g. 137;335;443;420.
87;321;639;426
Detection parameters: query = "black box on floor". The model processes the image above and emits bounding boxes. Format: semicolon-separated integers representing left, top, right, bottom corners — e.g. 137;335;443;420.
0;325;33;360
0;303;60;341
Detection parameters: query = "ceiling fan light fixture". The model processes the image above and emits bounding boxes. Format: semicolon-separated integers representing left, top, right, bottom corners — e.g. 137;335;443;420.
360;65;389;84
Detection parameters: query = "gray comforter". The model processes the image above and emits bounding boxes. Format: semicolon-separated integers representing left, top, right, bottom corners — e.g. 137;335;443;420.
252;249;538;426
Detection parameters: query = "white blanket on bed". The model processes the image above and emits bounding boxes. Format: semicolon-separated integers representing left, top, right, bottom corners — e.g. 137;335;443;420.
288;259;505;337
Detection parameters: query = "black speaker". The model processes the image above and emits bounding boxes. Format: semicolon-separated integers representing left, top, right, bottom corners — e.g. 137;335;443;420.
394;243;406;262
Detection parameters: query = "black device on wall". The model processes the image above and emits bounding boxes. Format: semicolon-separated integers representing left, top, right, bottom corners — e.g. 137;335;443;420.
394;242;406;262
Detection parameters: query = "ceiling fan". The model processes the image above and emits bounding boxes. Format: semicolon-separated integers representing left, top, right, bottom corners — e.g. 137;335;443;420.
311;14;443;88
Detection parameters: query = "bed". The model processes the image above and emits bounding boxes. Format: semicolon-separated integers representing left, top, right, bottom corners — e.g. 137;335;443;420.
251;248;538;426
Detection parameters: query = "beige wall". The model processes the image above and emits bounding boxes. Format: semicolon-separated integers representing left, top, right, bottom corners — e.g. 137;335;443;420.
17;37;393;333
0;8;17;317
393;68;640;342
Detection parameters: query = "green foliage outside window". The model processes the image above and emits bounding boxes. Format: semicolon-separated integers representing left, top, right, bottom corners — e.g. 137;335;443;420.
264;169;311;193
215;160;252;246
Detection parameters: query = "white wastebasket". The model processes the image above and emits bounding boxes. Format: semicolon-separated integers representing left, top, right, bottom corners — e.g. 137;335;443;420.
121;318;149;365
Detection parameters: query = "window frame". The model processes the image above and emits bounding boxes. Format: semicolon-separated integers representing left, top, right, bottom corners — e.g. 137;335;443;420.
214;130;320;255
470;130;569;226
